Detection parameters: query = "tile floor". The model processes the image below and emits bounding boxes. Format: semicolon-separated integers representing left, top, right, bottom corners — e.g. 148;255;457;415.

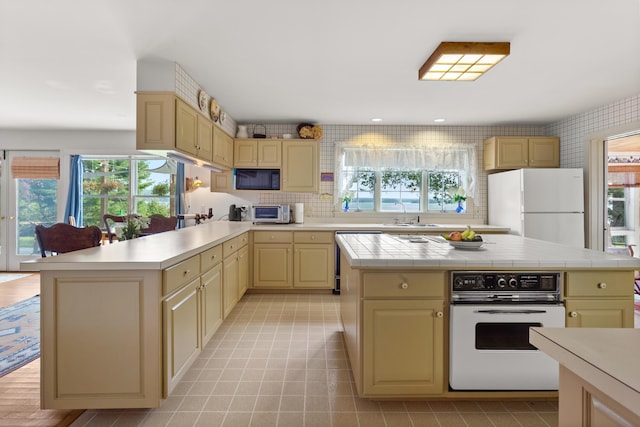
72;293;558;427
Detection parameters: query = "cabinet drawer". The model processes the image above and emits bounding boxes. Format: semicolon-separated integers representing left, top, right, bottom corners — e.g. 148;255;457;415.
294;231;333;244
223;237;239;258
253;231;293;244
164;255;201;296
363;272;445;298
201;245;223;272
565;271;632;297
237;232;249;247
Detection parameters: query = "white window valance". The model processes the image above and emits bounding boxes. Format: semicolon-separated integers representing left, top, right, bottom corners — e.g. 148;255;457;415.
335;141;478;200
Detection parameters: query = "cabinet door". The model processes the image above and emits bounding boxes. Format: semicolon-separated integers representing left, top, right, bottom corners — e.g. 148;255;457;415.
210;170;233;192
196;114;213;162
496;137;529;169
282;140;319;192
253;243;292;287
222;254;239;318
293;243;333;288
565;299;633;328
363;299;444;396
213;126;233;169
200;264;222;347
175;98;198;156
234;139;257;167
163;278;200;396
257;140;282;167
136;92;175;150
528;137;559;168
238;245;249;298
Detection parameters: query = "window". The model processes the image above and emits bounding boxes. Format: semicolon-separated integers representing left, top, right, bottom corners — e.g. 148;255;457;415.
81;157;177;227
336;140;477;215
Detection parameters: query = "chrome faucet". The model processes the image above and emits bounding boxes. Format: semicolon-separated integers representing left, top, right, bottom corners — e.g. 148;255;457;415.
395;202;409;223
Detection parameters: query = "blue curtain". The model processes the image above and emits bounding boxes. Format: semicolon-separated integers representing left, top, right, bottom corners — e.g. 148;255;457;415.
64;155;83;226
176;162;184;227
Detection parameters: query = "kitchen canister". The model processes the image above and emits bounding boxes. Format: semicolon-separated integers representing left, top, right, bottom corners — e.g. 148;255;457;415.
294;203;304;224
236;125;248;138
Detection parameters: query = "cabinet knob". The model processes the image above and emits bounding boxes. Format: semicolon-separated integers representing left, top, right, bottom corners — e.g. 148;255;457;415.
436;311;444;318
311;235;316;240
570;311;578;318
401;282;409;289
597;282;607;289
184;269;190;276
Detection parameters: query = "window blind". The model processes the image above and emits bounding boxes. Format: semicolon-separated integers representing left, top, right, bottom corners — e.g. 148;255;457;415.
11;157;60;179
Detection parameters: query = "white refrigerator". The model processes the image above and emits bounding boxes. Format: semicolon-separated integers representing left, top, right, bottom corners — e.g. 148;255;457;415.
488;168;585;248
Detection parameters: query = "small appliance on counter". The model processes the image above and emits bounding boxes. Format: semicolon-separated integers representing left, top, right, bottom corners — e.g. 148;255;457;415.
251;204;291;224
294;203;304;224
228;204;246;221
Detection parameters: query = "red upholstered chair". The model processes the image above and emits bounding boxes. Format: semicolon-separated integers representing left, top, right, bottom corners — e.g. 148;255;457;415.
35;223;102;257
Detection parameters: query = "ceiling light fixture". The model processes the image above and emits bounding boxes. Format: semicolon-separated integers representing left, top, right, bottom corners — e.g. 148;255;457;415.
371;118;382;122
419;42;510;81
434;118;446;123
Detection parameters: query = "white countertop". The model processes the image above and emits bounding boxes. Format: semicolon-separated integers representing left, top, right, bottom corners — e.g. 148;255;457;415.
336;233;640;269
251;222;510;233
530;328;640;415
23;221;253;271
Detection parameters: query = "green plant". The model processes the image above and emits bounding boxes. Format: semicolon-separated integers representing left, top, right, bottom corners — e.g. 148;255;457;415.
151;181;170;196
119;215;150;240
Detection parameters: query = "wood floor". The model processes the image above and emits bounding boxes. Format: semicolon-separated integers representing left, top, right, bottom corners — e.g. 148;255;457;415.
0;273;83;427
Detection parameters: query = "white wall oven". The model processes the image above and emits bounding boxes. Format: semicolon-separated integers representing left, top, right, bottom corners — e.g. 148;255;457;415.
449;271;565;391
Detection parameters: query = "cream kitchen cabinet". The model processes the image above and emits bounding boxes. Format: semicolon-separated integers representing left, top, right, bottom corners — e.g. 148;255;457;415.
210;170;233;192
282;139;319;192
253;231;333;289
222;232;249;317
341;265;446;397
199;245;223;347
253;231;293;288
238;244;249;298
293;232;334;289
136;92;230;170
484;136;560;170
234;139;282;168
564;271;634;328
213;125;234;169
162;255;201;395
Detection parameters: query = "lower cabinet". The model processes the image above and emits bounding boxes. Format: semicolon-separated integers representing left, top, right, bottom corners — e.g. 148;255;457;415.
253;231;333;289
163;278;200;395
200;263;223;347
564;271;634;328
222;232;249;317
363;299;444;396
343;269;446;398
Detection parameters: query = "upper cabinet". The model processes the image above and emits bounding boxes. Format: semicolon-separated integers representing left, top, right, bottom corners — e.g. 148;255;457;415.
234;139;282;168
484;136;560;171
136;92;233;170
212;126;233;169
282;139;319;192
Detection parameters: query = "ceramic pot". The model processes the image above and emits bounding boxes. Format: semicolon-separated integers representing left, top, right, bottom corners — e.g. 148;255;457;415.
236;125;248;138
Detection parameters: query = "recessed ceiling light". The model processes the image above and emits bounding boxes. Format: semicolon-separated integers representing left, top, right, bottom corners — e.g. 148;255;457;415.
419;42;510;81
371;118;382;122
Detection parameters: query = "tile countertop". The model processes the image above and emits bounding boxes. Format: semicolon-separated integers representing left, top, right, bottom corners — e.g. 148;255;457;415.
251;222;510;233
336;233;640;269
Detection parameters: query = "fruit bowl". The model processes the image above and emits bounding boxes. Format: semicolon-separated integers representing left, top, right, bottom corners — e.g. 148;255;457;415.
449;240;484;250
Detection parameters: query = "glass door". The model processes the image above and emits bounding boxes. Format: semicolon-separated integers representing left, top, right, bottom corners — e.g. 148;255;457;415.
0;151;61;271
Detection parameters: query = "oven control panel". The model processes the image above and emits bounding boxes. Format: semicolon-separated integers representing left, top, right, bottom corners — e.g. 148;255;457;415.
451;271;561;303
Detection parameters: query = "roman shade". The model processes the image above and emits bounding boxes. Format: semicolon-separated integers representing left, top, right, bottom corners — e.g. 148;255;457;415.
11;157;60;179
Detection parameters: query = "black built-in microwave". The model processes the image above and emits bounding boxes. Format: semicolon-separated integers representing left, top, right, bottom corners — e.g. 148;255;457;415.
235;169;280;190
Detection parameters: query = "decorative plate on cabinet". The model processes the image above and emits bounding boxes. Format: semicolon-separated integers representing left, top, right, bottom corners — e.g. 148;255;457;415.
219;110;226;124
198;90;208;112
209;98;220;122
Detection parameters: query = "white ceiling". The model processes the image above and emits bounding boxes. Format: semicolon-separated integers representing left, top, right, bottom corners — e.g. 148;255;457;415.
1;0;639;131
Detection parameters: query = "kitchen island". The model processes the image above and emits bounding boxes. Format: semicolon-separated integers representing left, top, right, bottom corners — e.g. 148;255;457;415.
336;233;639;399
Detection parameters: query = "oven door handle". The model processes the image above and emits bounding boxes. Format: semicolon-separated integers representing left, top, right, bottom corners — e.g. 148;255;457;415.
475;309;549;314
